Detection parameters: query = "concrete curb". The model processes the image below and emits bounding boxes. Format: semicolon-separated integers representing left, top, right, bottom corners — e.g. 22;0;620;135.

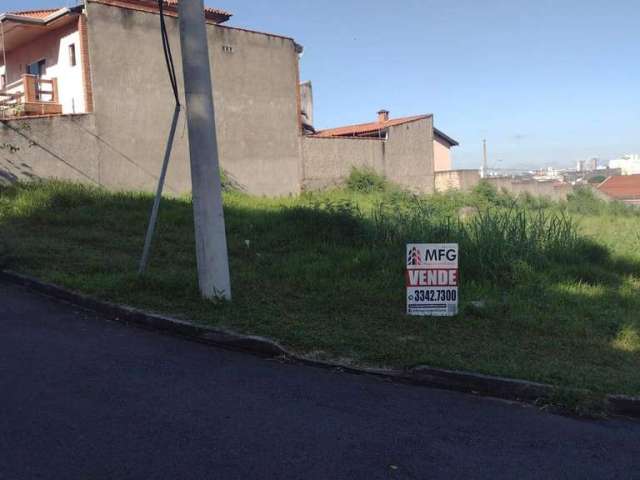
607;395;640;418
407;366;554;402
3;269;639;418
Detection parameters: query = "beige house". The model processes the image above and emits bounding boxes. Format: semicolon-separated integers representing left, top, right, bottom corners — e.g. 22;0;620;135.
0;0;458;195
0;6;91;116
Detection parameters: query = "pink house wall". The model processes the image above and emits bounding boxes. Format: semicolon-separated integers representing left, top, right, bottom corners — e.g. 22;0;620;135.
433;136;452;172
0;20;86;114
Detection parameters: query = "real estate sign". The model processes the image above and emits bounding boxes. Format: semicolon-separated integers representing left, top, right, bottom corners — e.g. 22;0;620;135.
406;243;459;316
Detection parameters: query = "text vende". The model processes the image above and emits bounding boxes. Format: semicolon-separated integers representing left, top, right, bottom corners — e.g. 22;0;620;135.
406;269;458;287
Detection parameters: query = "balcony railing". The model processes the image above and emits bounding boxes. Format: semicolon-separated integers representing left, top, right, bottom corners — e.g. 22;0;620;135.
0;75;63;118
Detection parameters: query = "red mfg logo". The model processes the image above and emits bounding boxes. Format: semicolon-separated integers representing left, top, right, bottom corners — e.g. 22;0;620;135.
407;246;422;266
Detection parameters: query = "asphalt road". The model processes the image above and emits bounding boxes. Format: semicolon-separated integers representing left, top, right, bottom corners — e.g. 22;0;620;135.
1;281;639;480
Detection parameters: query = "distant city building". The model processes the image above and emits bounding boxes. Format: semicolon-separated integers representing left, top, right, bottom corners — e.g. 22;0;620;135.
533;166;562;182
577;157;599;172
609;154;640;176
562;168;621;184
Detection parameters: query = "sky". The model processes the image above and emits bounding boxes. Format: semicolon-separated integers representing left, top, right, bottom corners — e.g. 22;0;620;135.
5;0;640;170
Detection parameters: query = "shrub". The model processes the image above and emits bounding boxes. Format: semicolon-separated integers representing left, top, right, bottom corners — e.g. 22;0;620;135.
346;167;388;193
518;191;553;210
471;180;498;202
567;186;637;217
471;180;515;208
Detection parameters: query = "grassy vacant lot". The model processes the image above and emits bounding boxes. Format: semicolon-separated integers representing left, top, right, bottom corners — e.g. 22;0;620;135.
1;175;639;399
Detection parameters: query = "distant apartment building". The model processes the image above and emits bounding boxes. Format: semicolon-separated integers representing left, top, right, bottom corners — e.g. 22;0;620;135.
609;154;640;176
576;157;599;172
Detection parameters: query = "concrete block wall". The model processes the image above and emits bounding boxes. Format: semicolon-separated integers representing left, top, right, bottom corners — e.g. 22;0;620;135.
301;117;436;193
300;136;384;191
0;114;101;185
434;170;575;201
434;169;480;193
85;1;302;196
384;117;435;193
485;178;572;201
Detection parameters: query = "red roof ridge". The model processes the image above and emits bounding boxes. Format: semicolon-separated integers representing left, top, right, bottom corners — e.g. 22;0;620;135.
163;0;231;18
10;8;64;19
13;8;59;14
85;0;232;23
596;174;640;199
314;114;432;138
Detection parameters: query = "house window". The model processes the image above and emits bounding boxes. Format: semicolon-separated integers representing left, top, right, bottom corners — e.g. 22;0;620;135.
69;44;77;67
27;59;46;77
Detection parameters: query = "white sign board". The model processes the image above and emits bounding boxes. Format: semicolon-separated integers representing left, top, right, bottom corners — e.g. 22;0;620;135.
406;243;459;316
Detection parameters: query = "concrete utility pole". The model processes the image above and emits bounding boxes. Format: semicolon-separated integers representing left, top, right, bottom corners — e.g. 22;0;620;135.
481;138;488;178
178;0;231;300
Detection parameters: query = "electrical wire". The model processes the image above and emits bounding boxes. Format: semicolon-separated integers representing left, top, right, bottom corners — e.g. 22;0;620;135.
158;0;180;106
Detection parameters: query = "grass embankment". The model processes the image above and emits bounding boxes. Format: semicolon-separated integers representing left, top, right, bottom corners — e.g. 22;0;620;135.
1;175;639;399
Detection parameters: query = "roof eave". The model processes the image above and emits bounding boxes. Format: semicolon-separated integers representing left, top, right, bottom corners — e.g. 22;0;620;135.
434;127;459;147
315;114;433;138
0;7;82;26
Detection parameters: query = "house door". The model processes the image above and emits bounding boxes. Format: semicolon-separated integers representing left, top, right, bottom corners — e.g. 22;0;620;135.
26;60;46;100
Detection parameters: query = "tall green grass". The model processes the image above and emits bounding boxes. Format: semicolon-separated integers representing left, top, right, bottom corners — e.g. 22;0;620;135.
565;186;638;216
286;194;600;285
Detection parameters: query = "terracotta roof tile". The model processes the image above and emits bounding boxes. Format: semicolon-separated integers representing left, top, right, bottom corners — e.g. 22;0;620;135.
314;115;431;138
11;9;61;19
162;0;231;20
88;0;232;23
597;174;640;199
9;1;232;24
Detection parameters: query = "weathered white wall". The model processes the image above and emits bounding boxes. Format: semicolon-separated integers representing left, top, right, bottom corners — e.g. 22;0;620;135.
52;26;86;114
